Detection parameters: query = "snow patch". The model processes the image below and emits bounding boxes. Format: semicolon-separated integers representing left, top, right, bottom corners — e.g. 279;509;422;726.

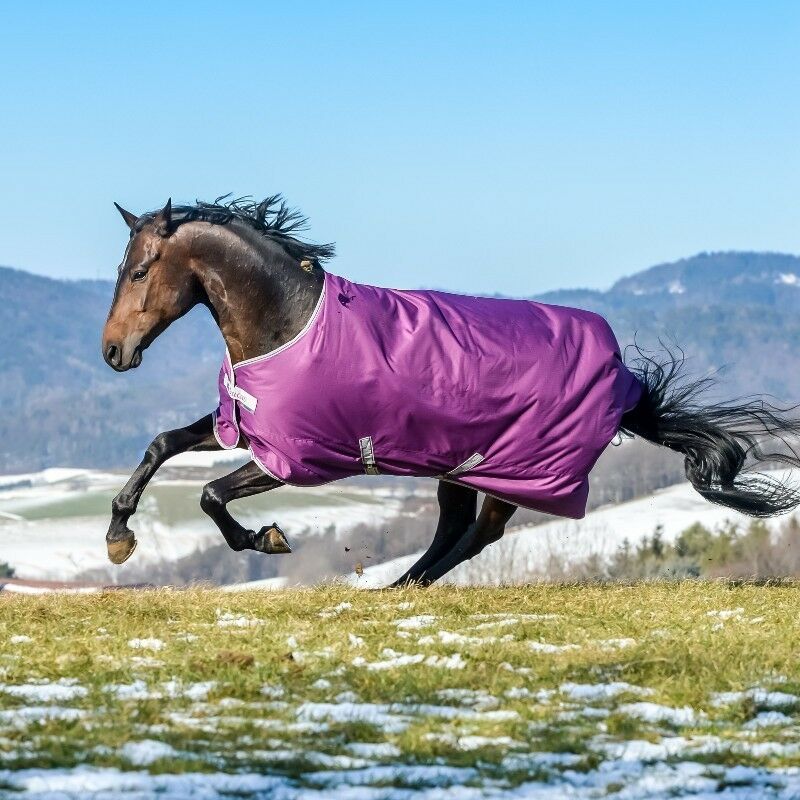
161;681;216;701
425;732;523;750
711;688;800;709
344;742;401;759
352;647;465;670
424;653;466;670
435;688;499;710
619;702;700;726
596;637;637;650
0;679;87;703
743;711;795;729
215;610;263;628
394;615;436;629
529;640;580;653
706;607;744;620
0;706;84;726
560;681;653;701
103;680;155;701
127;638;164;651
319;602;352;619
418;629;511;647
120;740;181;766
304;763;476;788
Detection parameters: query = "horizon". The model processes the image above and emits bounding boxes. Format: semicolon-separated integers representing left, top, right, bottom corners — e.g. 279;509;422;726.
3;247;799;298
1;3;799;296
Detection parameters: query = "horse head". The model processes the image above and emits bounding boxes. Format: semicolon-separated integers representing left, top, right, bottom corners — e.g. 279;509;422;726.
102;199;202;371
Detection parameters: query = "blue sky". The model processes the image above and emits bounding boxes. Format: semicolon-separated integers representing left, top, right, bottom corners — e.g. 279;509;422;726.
0;2;798;296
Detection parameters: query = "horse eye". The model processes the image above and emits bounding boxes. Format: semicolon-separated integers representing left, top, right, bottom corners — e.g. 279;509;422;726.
131;269;148;283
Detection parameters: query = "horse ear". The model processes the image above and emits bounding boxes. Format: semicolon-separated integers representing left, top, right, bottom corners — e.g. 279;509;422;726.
114;202;139;230
153;198;173;236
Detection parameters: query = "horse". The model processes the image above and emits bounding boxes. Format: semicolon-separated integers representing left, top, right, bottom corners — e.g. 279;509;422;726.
102;195;800;585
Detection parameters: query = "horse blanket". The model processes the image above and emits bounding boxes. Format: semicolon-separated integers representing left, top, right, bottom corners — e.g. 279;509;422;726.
213;272;642;518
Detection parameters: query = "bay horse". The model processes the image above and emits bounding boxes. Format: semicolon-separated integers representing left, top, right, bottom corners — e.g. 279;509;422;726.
102;195;800;584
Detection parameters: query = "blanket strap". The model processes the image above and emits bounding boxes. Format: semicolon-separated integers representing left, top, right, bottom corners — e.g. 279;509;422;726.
444;452;484;477
359;436;379;475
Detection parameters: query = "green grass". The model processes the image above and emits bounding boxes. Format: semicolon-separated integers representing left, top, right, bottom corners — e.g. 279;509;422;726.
1;581;800;786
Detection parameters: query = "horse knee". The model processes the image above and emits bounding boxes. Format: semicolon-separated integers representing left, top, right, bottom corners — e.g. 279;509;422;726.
147;435;168;461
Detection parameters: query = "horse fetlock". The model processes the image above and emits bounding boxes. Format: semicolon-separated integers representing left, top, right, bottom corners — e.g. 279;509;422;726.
111;495;135;519
253;523;291;554
107;531;137;565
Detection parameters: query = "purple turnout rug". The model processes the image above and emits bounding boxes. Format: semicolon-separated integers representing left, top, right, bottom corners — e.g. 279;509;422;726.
213;272;641;518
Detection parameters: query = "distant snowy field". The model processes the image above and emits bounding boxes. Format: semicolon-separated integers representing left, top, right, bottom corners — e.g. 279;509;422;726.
3;455;797;587
0;453;420;581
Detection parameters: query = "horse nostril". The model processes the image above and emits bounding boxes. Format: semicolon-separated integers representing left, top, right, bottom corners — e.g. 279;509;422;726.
105;344;120;367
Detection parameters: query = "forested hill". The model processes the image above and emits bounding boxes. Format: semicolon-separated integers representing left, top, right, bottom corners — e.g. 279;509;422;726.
0;266;221;471
2;251;800;471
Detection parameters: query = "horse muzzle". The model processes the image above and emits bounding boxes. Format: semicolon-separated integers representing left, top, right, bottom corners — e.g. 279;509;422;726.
103;340;143;372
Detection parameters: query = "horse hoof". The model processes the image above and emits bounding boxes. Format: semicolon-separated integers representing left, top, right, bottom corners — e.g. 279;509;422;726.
107;535;137;565
255;524;291;554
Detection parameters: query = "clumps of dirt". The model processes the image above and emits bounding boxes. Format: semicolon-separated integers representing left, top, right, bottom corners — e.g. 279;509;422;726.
216;650;255;668
190;650;255;672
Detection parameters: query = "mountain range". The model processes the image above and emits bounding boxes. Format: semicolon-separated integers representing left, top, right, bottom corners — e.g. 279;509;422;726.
2;251;799;472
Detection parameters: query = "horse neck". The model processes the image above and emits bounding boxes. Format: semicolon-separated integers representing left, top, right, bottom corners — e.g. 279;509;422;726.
181;222;324;364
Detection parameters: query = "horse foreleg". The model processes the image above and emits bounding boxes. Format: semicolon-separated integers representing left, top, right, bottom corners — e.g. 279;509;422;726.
390;481;477;586
107;414;225;564
200;462;290;554
409;496;517;586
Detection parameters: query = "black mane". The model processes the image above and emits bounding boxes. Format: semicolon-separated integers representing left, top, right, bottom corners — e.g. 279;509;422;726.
138;194;335;264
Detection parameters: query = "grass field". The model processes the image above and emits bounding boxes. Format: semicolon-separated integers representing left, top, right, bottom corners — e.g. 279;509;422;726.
2;582;800;798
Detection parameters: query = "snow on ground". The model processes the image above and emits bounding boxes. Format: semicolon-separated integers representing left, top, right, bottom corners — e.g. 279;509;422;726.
711;688;800;709
3;602;800;798
351;470;798;587
5;752;800;798
0;679;87;703
559;682;653;701
619;701;701;726
351;650;466;671
166;450;251;468
127;637;165;651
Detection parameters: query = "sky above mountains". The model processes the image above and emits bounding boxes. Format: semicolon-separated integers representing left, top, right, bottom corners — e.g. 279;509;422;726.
1;2;798;296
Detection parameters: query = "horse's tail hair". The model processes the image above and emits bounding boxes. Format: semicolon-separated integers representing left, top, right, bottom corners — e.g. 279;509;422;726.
620;346;800;518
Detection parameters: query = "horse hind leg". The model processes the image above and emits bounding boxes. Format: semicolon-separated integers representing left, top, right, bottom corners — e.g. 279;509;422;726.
390;481;477;587
409;495;517;587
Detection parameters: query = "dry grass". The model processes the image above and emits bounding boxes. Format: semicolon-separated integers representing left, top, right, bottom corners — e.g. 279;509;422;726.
1;581;800;789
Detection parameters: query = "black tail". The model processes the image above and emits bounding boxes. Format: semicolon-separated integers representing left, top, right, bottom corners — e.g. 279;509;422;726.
620;348;800;517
